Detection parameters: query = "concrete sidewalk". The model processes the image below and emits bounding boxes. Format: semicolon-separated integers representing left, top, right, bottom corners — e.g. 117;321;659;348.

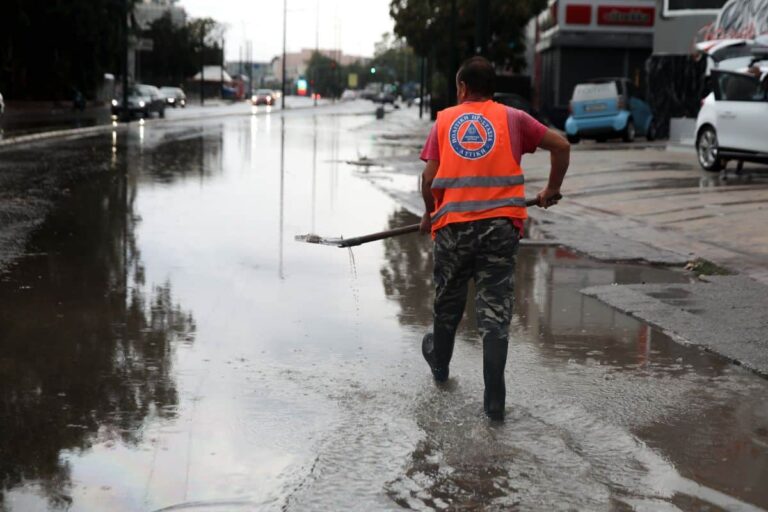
358;108;768;377
361;113;768;283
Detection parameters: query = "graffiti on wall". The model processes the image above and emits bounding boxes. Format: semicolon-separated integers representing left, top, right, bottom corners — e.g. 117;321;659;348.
698;0;768;40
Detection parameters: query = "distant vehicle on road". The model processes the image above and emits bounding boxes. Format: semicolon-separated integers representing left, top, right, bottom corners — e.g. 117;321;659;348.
564;78;655;144
695;52;768;172
112;84;166;119
341;89;358;101
375;91;396;105
251;89;276;106
160;87;186;108
494;92;548;125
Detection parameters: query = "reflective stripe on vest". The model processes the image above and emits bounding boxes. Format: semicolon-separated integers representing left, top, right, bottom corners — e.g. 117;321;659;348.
431;196;527;223
432;175;524;189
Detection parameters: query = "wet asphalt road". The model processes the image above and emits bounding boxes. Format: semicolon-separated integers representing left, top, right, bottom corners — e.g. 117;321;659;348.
1;102;767;511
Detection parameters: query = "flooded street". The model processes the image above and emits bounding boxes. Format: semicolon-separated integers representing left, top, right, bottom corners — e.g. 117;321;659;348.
1;103;767;511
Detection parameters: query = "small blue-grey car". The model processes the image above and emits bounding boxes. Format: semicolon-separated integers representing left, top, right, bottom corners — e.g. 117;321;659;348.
565;78;656;143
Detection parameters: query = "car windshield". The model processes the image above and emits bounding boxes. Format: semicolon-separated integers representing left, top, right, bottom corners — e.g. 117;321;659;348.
572;82;619;101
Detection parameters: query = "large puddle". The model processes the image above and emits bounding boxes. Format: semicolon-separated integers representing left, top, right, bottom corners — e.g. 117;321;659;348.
1;105;766;511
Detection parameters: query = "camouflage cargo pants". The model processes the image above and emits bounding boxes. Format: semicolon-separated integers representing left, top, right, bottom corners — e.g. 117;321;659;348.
432;218;519;412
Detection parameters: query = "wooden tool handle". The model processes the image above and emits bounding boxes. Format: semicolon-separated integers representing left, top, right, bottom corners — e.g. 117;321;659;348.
337;196;559;248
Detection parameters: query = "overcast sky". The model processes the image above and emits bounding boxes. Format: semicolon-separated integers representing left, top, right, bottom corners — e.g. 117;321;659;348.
180;0;395;62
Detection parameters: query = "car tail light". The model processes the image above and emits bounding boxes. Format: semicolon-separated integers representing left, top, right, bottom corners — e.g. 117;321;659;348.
617;97;625;110
568;101;573;113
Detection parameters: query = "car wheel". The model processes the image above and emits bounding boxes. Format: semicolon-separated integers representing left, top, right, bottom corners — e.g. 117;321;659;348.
567;135;580;144
622;119;636;143
696;126;722;172
646;122;657;141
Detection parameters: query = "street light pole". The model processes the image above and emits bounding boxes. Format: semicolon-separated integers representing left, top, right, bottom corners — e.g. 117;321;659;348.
122;0;129;119
475;0;489;55
220;38;224;100
314;0;319;107
281;0;287;110
200;28;205;106
448;0;457;105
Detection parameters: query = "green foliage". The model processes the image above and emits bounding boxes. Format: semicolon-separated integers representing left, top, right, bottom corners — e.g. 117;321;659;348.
305;52;343;98
0;0;136;100
389;0;546;95
139;14;222;88
370;34;420;85
0;2;223;100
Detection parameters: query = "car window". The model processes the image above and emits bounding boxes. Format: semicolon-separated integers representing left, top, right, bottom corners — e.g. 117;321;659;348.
572;82;618;101
712;43;752;63
716;73;764;101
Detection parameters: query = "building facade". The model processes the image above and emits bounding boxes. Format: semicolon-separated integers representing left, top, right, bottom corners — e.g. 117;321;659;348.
648;0;767;137
531;0;656;127
271;49;369;83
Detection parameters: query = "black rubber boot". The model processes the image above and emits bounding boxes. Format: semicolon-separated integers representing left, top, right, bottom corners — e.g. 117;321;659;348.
484;389;505;421
483;339;508;421
422;333;449;382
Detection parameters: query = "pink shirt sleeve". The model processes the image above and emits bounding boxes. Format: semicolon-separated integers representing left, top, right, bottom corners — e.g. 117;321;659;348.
420;124;440;162
506;107;548;163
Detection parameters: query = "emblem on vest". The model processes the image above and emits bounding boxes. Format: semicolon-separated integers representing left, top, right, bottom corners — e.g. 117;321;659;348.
448;113;496;160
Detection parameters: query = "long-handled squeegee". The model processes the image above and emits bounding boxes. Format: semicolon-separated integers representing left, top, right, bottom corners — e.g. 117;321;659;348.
295;196;558;248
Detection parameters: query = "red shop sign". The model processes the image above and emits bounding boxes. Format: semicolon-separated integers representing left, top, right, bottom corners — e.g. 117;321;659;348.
597;6;655;27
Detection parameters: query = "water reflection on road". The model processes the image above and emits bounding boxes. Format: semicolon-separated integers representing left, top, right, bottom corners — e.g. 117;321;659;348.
0;104;766;511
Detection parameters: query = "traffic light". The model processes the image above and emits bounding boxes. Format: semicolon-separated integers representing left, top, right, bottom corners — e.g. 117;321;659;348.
370;67;376;75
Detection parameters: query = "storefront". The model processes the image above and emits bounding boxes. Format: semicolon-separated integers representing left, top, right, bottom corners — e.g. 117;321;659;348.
648;0;767;138
531;0;656;127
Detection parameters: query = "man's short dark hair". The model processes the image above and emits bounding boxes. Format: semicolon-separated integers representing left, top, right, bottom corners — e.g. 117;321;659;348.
457;56;496;97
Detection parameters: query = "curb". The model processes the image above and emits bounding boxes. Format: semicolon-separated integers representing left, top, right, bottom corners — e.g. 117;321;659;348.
0;123;127;149
0;100;353;150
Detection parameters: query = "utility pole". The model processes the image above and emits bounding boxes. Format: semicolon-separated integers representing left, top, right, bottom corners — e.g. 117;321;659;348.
200;28;205;106
247;41;253;93
448;0;458;105
220;38;225;99
419;56;425;119
475;0;490;55
281;0;287;109
314;0;319;107
122;0;129;120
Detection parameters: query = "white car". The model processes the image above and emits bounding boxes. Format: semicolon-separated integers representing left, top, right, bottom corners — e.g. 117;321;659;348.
695;58;768;172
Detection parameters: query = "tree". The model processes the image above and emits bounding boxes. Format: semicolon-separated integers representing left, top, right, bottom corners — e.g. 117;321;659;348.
139;14;222;87
0;0;137;100
389;0;545;102
305;52;343;99
370;34;420;87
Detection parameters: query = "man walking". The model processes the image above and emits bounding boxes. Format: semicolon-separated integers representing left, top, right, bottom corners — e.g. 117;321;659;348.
419;56;570;420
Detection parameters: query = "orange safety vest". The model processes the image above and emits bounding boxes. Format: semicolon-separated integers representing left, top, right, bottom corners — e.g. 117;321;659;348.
431;100;527;236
